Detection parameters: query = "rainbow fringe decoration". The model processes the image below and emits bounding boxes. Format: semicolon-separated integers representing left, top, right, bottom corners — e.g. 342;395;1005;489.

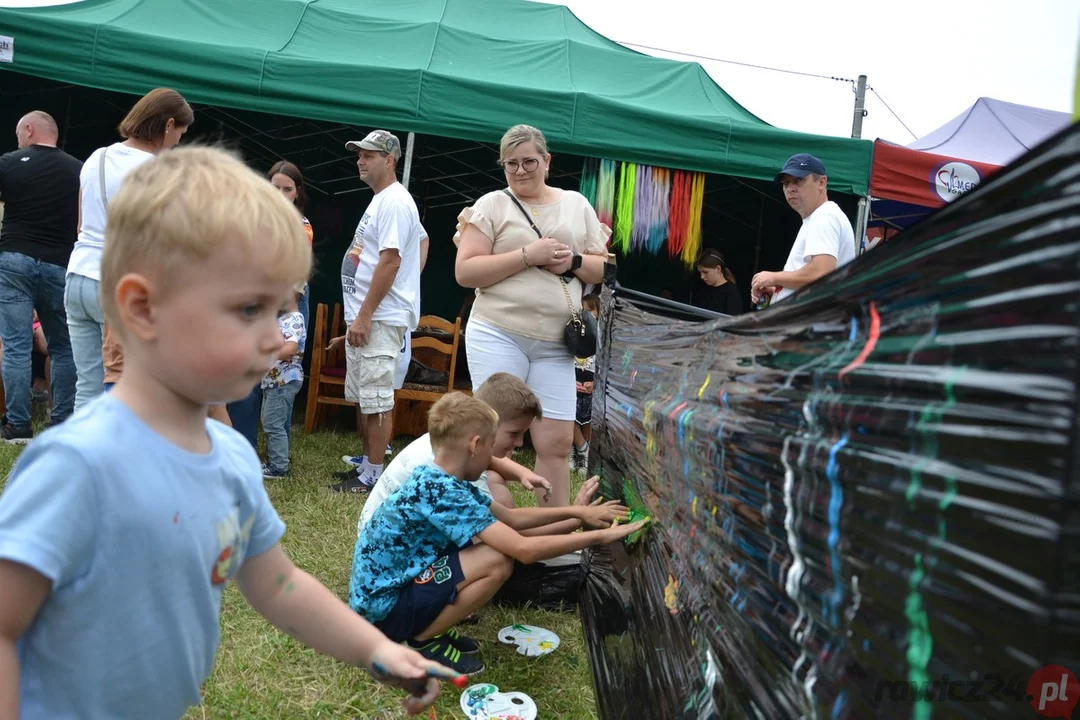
596;159;617;228
579;158;598;206
613;162;635;255
581;158;700;261
646;167;671;255
630;165;651;254
681;172;705;268
667;170;690;259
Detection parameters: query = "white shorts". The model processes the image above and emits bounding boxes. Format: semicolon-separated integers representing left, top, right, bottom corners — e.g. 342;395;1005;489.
394;332;411;391
345;321;406;415
465;319;575;422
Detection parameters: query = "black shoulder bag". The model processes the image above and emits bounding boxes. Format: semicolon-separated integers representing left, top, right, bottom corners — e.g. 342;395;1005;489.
502;190;597;357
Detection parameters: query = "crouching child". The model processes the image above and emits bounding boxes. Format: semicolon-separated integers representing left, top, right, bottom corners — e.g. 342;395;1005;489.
349;392;645;675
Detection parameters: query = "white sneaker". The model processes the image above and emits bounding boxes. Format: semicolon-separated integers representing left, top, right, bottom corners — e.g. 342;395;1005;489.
341;454;365;468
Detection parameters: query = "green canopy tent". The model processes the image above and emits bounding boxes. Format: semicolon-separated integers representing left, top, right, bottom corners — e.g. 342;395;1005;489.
0;0;872;195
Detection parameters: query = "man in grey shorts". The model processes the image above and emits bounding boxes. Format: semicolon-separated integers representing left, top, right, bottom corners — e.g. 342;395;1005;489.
330;130;423;493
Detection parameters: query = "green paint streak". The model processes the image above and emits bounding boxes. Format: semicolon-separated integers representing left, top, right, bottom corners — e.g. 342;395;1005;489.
275;573;286;586
621;478;652;545
902;368;965;720
906;554;934;720
285;581;295;593
510;623;530;632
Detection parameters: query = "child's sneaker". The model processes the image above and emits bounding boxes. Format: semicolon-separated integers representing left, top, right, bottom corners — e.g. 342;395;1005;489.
341;454;365;468
572;442;590;474
443;627;480;656
329;467;376;494
407;636;484;675
342;445;393;468
2;423;33;445
261;465;288;480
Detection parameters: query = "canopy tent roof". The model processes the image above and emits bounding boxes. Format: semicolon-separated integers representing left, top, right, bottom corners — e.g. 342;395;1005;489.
0;0;872;195
906;97;1072;166
869;97;1072;212
870;139;1001;209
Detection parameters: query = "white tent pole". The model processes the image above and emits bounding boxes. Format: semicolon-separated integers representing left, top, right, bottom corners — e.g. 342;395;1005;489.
855;196;871;255
402;132;416;190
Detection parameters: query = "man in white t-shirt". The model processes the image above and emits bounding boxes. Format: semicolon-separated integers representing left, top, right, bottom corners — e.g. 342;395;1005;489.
330;130;422;494
393;226;429;391
751;154;856;305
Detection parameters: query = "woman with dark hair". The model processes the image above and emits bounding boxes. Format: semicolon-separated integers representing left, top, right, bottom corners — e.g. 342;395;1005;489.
268;160;313;329
227;160;315;448
691;248;743;315
66;87;193;410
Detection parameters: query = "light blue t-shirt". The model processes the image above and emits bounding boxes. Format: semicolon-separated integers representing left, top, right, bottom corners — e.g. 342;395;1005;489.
0;395;285;720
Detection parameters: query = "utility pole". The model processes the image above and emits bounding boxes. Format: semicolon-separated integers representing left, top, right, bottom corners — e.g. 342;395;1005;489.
852;74;870;255
851;74;868;139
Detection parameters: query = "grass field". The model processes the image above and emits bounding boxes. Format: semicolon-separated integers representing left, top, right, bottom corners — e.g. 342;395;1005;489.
0;423;597;719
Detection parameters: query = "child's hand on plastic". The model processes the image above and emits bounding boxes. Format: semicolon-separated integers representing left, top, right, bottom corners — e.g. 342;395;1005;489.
581;500;630;528
604;518;648;542
368;640;452;715
573;475;600;507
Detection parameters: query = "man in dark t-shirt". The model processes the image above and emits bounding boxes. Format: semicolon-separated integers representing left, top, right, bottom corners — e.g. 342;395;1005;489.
0;110;81;441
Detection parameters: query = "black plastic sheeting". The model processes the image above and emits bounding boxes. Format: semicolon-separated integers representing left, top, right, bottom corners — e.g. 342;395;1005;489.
579;122;1080;720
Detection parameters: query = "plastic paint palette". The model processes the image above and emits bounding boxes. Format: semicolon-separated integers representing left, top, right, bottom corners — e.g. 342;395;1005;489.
459;683;538;720
497;623;560;657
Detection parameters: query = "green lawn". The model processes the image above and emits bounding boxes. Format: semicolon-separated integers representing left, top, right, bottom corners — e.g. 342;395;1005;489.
0;425;597;719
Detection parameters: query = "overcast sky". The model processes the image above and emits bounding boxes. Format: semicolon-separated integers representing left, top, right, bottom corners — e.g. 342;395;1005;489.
542;0;1079;142
4;0;1077;143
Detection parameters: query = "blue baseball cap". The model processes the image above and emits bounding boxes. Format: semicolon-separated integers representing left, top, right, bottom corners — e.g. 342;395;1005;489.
775;153;827;182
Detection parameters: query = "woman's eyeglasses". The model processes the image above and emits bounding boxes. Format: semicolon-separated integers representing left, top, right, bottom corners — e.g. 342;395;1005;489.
499;158;540;173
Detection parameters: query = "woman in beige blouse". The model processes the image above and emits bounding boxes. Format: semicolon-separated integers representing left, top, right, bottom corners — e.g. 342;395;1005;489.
455;125;609;507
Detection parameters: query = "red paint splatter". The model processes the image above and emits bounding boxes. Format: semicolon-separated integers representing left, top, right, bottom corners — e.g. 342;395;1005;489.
840;302;881;379
173;512;179;524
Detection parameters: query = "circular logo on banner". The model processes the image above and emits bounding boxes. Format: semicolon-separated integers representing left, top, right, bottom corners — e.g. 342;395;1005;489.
931;161;981;203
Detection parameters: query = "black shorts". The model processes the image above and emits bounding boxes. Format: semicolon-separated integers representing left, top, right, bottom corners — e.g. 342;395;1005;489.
576;393;592;426
374;551;465;642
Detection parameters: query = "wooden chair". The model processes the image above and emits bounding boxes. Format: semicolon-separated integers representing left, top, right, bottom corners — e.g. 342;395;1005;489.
391;315;469;438
303;302;352;433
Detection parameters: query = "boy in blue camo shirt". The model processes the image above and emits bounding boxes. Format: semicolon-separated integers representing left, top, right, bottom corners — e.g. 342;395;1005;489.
350;392;645;675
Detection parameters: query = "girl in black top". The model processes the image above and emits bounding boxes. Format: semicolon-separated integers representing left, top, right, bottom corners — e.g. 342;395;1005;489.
691;249;743;316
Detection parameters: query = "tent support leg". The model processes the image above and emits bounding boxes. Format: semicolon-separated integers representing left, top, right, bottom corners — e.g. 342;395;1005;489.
402;132;416;190
855;196;871;255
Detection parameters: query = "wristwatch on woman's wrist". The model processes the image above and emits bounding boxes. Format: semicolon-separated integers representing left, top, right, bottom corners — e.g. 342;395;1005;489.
561;253;583;279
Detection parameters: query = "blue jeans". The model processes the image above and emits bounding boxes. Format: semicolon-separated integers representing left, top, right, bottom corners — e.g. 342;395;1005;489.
261;382;300;473
297;286;310;342
0;252;76;428
64;273;105;412
228;385;262;449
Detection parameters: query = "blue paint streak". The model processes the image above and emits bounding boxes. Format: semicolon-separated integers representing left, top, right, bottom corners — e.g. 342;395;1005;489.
826;433;850;627
831;689;848;720
848;317;858;342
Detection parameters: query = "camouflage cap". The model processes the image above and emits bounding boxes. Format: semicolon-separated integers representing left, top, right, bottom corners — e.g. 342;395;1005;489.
345;130;402;160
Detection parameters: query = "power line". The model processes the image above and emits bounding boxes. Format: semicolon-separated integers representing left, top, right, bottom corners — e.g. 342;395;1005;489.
868;87;918;139
618;39;922;141
615;40;857;84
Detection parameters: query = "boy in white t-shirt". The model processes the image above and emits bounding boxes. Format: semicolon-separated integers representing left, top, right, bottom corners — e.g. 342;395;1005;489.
260;285;307;479
0;147;454;719
357;373;575;534
750;154;856;305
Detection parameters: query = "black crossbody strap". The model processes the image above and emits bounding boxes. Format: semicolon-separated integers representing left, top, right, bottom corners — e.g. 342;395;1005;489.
502;189;543;238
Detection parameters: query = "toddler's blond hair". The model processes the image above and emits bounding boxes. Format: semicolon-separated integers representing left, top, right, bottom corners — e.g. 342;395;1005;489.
428;392;499;453
100;146;311;329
